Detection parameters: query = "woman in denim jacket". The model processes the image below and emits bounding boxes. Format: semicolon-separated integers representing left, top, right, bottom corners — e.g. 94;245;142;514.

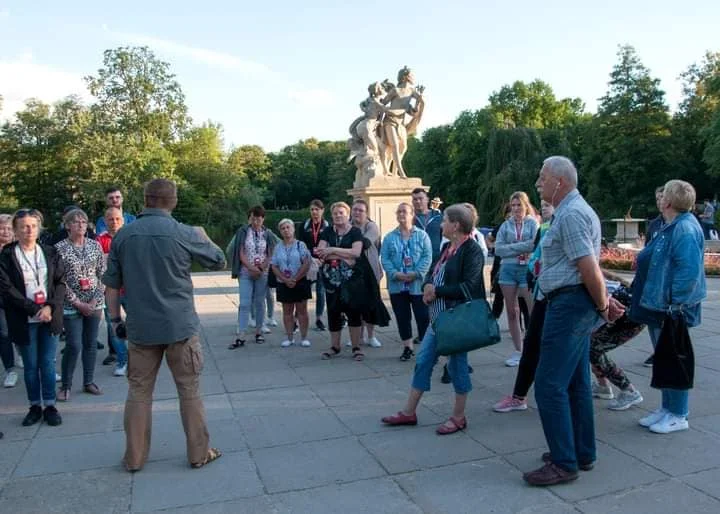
630;180;706;434
381;202;432;361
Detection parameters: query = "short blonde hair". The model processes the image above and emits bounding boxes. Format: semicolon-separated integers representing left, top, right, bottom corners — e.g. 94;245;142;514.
663;180;696;213
277;218;295;231
330;201;351;214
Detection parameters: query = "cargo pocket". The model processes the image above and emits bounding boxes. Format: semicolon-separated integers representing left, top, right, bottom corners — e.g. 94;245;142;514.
185;337;204;374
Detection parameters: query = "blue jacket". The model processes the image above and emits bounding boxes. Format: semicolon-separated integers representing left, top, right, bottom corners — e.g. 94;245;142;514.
414;209;443;260
381;227;432;295
638;212;706;326
495;216;539;265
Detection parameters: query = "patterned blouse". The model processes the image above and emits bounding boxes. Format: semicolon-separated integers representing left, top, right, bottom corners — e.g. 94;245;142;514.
55;238;106;312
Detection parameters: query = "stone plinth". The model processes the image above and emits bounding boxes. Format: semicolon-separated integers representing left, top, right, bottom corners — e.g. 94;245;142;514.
611;218;644;244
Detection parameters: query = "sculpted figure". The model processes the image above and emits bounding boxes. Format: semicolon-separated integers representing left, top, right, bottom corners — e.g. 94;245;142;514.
348;82;388;182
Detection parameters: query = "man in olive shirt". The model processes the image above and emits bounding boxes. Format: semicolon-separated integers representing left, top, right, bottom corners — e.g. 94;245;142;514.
103;179;226;472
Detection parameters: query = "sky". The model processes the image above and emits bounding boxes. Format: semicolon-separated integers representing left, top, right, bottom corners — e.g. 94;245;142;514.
1;1;718;152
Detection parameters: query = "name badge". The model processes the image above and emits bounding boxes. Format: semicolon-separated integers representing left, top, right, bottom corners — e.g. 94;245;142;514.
403;256;413;267
283;269;292;278
33;291;46;305
79;277;90;291
330;259;340;268
518;254;528;265
254;258;261;266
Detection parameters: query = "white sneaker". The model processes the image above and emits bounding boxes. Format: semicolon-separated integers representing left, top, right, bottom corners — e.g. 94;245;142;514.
266;318;278;327
345;340;352;347
301;340;311;347
3;370;18;388
366;337;382;348
261;325;272;334
649;412;689;434
504;351;521;367
14;349;23;368
55;373;61;383
592;382;615;400
638;408;668;428
280;339;293;348
248;318;256;328
608;389;643;410
113;364;127;377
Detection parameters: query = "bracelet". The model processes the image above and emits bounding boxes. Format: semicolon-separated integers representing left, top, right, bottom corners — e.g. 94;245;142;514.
110;317;122;323
596;304;609;313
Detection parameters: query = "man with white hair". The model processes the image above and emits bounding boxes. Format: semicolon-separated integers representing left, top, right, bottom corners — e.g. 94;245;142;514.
524;156;623;486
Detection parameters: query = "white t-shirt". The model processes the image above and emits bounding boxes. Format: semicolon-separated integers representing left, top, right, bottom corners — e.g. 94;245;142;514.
440;228;488;259
14;245;48;324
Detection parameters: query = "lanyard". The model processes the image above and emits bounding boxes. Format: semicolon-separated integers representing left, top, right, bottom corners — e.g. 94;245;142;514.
19;246;41;287
514;220;524;241
70;241;88;276
283;241;296;270
335;226;349;247
433;236;469;277
418;213;437;231
311;221;322;246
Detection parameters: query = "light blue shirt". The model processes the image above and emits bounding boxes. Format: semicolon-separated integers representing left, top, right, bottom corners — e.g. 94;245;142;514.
271;240;311;276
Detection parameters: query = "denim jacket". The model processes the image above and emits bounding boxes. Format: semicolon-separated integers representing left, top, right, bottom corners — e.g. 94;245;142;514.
638;212;706;326
381;226;432;295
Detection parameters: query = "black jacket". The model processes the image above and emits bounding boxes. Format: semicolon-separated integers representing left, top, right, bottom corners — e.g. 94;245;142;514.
0;243;66;344
424;238;486;308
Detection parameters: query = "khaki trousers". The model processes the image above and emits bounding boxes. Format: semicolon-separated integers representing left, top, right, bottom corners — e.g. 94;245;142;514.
123;335;209;470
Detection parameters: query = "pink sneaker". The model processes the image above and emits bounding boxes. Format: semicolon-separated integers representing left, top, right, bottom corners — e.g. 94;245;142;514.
493;395;528;413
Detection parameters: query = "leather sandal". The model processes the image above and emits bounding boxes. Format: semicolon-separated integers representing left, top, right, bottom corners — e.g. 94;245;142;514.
381;411;418;426
321;346;341;360
351;347;365;362
191;447;222;469
228;337;245;349
436;416;467;435
83;383;103;396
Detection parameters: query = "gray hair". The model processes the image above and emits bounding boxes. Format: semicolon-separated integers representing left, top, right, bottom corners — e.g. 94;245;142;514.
277;218;295;231
444;203;475;234
543;156;578;188
63;208;88;227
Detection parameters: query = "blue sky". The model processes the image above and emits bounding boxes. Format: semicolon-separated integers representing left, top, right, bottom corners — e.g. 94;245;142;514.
1;1;718;151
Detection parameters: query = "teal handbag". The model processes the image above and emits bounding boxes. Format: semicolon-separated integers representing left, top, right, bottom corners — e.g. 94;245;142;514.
433;284;501;356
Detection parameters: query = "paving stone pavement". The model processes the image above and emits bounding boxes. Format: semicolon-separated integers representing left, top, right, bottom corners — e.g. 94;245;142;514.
2;271;720;513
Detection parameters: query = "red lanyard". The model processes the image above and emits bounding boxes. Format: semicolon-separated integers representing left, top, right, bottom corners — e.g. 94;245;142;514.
433;236;470;277
515;220;524;241
311;222;322;246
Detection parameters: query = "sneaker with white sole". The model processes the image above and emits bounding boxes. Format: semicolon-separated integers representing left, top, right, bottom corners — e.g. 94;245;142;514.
638;408;668;427
504;351;522;367
280;339;293;348
301;340;311;347
344;340;352;347
493;395;528;413
649;412;689;434
608;389;643;411
3;370;18;388
113;364;127;377
266;318;278;327
592;382;614;400
366;337;382;348
261;325;272;334
55;373;61;383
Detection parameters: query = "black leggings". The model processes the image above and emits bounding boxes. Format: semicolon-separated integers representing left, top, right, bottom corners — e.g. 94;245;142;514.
389;292;429;342
512;299;547;398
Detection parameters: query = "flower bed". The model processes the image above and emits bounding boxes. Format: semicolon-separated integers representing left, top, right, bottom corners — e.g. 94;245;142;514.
600;246;720;276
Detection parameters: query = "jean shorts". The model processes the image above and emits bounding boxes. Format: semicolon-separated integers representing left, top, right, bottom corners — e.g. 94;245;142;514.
498;262;529;288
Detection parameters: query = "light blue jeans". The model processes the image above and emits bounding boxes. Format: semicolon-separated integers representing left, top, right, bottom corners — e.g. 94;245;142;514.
648;325;689;417
238;272;268;333
411;327;472;395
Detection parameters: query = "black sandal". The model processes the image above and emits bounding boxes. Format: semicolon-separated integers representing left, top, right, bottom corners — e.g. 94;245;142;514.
228;337;245;349
321;346;341;360
352;347;365;362
255;334;265;344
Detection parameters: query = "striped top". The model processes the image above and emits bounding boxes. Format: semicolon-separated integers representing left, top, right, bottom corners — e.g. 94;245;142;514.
428;262;447;324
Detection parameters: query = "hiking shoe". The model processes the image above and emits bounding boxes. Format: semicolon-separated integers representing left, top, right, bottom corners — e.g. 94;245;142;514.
649;412;689;434
608;389;643;411
493;395;528;413
643;354;654;367
43;406;62;426
102;354;116;366
639;408;668;427
592;382;614;400
399;347;415;361
22;405;43;426
523;462;578;486
440;363;451;384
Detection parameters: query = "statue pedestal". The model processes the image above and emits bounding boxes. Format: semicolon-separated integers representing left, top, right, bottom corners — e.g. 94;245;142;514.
348;176;427;289
611;218;644;244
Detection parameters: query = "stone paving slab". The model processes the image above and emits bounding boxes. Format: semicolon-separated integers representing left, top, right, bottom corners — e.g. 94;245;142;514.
1;271;720;512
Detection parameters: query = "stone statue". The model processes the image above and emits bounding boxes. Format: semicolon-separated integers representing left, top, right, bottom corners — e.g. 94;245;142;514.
348;66;425;186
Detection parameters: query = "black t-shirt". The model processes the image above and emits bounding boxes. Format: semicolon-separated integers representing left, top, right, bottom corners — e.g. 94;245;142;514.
319;226;364;249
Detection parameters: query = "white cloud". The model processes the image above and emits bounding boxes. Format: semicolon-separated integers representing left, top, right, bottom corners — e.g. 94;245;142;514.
0;52;91;121
111;30;272;78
